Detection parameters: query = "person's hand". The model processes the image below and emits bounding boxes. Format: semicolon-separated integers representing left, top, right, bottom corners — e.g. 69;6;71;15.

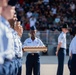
56;50;58;56
69;53;72;59
18;25;23;37
14;21;20;31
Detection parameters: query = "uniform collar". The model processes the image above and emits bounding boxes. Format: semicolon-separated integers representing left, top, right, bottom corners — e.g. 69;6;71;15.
30;37;37;41
62;32;66;35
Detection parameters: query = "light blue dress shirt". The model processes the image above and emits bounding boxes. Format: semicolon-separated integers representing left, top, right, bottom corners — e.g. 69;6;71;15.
0;15;3;52
0;16;15;60
12;31;23;58
12;30;23;67
69;36;76;55
0;15;4;64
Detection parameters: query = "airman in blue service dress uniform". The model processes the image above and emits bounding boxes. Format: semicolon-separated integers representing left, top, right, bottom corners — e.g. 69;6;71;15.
56;23;69;75
9;18;23;75
69;27;76;75
0;0;8;74
1;7;15;75
0;0;18;75
16;25;23;75
23;26;45;75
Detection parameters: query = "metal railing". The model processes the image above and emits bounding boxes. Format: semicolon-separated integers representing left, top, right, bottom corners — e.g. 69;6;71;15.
21;30;72;55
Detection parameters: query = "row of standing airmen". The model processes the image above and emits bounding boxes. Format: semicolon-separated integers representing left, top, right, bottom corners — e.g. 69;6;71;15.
0;0;23;75
0;0;45;75
56;23;76;75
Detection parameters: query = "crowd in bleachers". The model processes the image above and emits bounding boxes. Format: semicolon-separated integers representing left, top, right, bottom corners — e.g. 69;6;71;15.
15;0;76;31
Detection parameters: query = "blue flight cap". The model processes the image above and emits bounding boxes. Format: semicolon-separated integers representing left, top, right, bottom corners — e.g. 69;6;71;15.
30;26;37;31
62;23;69;29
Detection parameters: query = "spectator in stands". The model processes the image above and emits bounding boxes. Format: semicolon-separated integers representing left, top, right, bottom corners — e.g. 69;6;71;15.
26;10;33;19
54;15;61;24
24;21;30;30
29;15;36;27
14;0;76;31
51;5;57;16
15;2;20;9
70;1;75;12
43;0;49;5
33;11;39;19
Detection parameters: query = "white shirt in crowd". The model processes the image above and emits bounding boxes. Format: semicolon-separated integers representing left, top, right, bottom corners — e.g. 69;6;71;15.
43;0;49;3
51;7;57;15
18;7;24;12
70;3;75;11
54;16;60;23
69;36;76;55
15;3;20;9
30;17;36;27
58;32;66;49
26;11;32;18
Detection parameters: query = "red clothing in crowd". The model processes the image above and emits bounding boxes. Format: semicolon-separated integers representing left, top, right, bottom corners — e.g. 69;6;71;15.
19;0;24;5
24;23;30;30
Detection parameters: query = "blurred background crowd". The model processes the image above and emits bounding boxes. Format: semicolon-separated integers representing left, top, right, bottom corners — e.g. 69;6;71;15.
9;0;76;55
15;0;76;32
